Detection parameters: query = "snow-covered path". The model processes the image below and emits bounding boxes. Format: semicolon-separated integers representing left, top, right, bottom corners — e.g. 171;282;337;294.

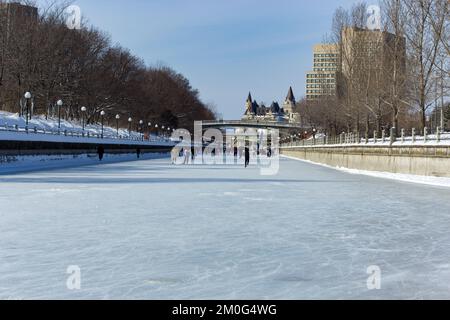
1;157;450;299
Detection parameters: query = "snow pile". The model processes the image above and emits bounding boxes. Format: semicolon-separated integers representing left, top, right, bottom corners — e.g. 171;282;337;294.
307;133;326;140
282;155;450;188
0;111;174;146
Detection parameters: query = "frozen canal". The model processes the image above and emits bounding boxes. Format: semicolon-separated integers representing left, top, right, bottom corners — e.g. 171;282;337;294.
1;156;450;299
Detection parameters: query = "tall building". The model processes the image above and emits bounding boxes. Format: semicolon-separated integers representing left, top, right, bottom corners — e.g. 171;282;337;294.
0;2;38;39
338;27;406;100
306;44;339;100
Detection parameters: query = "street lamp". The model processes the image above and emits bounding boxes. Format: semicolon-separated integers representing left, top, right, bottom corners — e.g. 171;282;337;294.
100;110;106;139
81;106;87;132
115;114;120;137
24;92;32;127
139;120;144;140
128;117;132;135
57;99;63;129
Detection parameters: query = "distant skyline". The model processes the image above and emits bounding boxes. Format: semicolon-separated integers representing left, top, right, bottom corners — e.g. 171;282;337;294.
37;0;359;119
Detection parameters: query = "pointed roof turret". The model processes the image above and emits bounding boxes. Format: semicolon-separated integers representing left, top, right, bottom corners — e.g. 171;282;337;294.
286;86;296;103
270;101;281;114
247;92;253;103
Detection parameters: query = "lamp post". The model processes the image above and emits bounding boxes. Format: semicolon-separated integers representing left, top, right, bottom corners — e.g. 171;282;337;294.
57;99;63;130
100;110;106;139
146;122;151;140
128;117;132;136
115;114;120;137
80;106;87;132
24;92;32;127
139;120;144;140
155;124;159;137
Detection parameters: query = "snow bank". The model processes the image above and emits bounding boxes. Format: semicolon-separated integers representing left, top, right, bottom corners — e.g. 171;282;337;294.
282;155;450;188
0;130;172;146
0;111;174;146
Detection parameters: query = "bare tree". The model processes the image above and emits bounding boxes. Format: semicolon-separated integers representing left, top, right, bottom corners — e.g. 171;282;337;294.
0;1;215;127
403;0;446;132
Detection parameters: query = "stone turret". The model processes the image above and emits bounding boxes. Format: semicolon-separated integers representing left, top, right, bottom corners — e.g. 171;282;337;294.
283;87;301;124
283;86;296;115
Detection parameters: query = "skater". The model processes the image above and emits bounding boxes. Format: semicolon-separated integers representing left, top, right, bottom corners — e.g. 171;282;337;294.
171;148;178;164
244;147;250;168
97;145;105;161
136;148;141;159
184;147;191;165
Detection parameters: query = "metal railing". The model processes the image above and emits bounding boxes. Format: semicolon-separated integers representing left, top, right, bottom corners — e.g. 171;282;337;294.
0;122;174;145
201;120;303;129
282;127;450;147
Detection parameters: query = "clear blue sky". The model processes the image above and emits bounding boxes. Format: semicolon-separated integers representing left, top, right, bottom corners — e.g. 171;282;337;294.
41;0;358;119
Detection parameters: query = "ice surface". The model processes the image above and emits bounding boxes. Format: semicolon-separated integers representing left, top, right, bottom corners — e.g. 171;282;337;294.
1;157;450;299
283;156;450;188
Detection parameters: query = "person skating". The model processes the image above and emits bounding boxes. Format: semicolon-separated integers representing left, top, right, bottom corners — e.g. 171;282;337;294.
244;147;250;168
184;148;191;165
97;145;105;161
171;148;178;164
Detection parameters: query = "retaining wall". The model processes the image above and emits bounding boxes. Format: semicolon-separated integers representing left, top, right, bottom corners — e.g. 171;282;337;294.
281;145;450;178
0;140;173;157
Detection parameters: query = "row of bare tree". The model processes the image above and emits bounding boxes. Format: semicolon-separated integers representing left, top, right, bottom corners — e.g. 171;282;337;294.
0;1;216;131
297;0;449;137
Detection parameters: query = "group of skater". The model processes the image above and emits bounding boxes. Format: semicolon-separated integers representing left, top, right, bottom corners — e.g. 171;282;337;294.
171;144;273;168
96;143;271;166
171;146;196;165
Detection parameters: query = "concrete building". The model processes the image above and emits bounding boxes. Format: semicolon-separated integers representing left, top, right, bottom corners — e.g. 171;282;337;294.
0;2;38;39
306;28;405;103
338;26;406;101
306;44;339;100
